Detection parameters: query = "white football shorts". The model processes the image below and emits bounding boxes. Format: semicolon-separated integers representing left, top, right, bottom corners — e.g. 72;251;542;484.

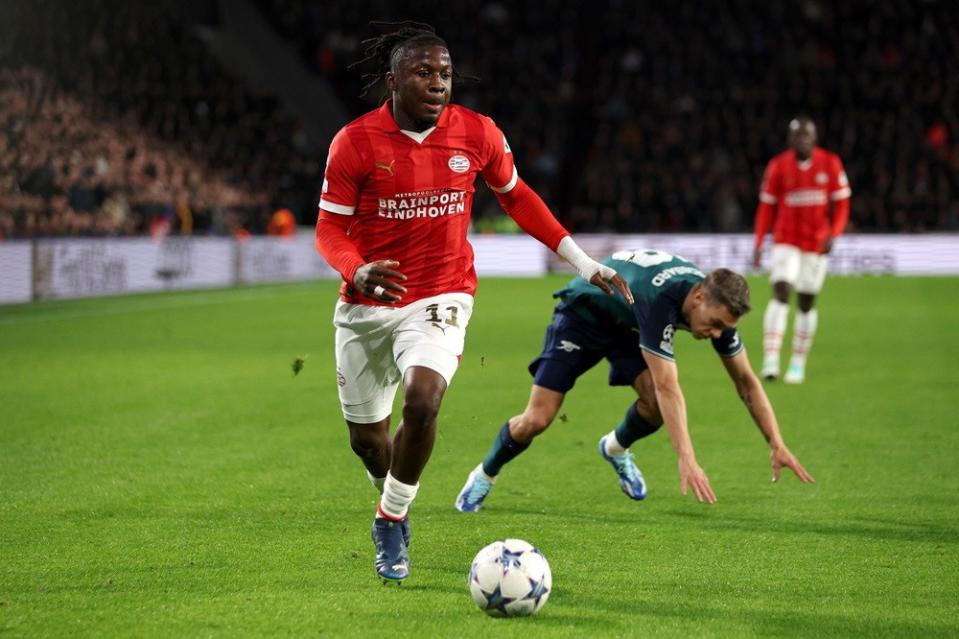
770;243;828;294
333;292;474;424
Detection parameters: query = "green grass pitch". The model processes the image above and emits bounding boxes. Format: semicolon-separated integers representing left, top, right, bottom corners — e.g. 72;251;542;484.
1;275;957;638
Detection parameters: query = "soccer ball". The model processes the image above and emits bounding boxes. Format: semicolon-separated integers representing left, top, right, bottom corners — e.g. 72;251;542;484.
468;538;552;617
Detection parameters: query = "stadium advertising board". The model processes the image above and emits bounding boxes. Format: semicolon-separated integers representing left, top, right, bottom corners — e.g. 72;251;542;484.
237;235;338;283
1;234;957;304
471;235;548;276
0;242;33;304
31;238;234;300
545;234;959;277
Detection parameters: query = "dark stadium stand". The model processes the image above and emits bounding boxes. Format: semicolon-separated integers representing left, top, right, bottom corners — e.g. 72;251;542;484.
0;0;317;239
253;0;959;234
1;0;956;238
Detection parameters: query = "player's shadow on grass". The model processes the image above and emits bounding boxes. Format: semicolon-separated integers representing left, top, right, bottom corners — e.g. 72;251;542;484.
662;509;959;545
447;504;651;527
387;582;464;596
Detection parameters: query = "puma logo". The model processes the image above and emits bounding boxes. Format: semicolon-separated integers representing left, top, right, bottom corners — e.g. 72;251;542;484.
375;160;395;176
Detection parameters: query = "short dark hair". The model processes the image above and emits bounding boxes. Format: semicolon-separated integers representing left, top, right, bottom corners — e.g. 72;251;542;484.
702;268;751;317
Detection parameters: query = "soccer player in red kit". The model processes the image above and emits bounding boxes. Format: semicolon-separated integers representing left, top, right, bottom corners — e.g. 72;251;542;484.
314;23;632;583
753;117;851;384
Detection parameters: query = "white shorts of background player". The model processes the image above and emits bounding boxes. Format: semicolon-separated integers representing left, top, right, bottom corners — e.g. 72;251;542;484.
769;243;828;294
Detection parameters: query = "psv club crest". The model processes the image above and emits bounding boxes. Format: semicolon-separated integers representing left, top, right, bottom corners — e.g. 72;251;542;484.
448;155;471;173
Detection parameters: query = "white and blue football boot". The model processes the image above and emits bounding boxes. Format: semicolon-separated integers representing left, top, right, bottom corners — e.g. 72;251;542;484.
598;435;648;500
761;356;780;381
455;464;495;512
783;361;806;384
399;518;411;549
371;518;410;583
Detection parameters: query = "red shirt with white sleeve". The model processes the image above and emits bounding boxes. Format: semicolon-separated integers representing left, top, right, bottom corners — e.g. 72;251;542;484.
315;100;568;305
754;147;851;253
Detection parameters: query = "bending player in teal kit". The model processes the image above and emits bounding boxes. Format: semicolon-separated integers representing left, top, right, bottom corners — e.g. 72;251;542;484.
455;249;814;510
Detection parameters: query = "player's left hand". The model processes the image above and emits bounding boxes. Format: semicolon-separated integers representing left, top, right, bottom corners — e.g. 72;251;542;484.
589;266;634;304
821;235;835;255
770;445;815;483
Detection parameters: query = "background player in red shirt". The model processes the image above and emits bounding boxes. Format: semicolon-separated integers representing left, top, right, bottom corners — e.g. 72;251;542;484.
752;117;851;384
314;22;632;583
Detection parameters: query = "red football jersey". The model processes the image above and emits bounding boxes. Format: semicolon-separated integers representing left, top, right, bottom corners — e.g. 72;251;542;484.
755;147;851;252
319;101;517;305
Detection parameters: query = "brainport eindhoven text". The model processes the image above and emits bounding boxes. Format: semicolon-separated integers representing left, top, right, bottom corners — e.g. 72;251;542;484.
377;191;467;219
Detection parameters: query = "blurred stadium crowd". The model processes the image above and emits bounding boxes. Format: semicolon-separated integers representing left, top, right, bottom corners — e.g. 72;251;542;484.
0;1;316;240
1;0;957;239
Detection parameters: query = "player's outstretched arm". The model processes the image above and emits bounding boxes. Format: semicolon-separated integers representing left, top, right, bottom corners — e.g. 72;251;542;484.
720;350;815;483
492;181;633;303
643;352;717;504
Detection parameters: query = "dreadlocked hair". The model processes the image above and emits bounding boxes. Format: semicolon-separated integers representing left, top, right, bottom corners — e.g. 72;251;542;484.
349;21;477;98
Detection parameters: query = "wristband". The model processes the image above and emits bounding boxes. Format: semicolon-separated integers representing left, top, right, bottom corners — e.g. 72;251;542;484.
556;236;603;280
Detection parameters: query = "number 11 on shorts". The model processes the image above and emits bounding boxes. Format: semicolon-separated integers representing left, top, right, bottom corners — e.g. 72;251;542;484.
425;303;459;327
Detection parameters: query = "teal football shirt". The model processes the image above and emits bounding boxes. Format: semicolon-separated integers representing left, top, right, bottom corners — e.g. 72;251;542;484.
554;249;744;361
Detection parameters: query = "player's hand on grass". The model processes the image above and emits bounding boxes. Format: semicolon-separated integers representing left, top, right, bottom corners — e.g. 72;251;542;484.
678;455;717;504
354;260;408;303
588;266;634;304
771;446;815;484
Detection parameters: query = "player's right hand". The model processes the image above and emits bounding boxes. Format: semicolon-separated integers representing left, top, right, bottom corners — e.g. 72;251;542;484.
678;456;717;504
752;248;762;269
353;260;408;303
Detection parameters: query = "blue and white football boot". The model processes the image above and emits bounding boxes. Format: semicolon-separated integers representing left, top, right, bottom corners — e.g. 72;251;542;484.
371;517;410;583
399;518;411;549
761;357;780;381
783;361;806;384
598;435;648;500
455;464;495;512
